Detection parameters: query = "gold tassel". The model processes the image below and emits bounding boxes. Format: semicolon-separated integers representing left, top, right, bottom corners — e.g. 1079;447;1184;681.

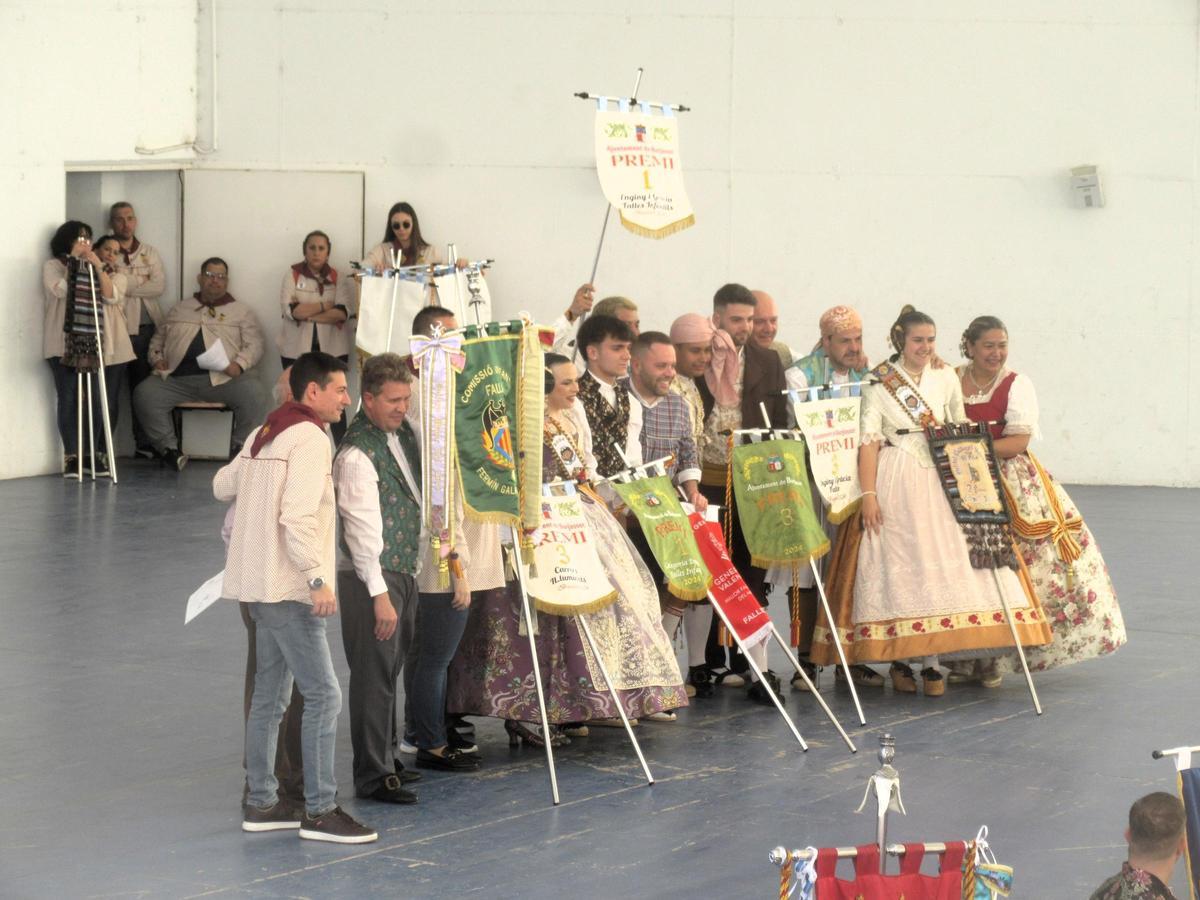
790;561;802;647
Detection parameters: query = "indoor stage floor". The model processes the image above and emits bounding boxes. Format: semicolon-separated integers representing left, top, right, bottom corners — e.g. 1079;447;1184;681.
0;465;1194;899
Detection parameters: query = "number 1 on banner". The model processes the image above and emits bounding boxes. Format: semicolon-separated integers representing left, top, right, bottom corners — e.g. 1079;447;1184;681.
643;170;652;190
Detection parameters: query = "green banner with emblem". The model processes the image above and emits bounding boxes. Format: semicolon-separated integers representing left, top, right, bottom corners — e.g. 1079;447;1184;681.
731;438;829;568
611;475;711;601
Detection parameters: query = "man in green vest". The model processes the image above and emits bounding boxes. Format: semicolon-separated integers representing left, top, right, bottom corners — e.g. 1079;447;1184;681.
333;353;425;804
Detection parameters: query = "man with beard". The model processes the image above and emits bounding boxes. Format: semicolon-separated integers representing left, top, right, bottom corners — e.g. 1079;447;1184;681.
695;284;788;706
780;305;882;691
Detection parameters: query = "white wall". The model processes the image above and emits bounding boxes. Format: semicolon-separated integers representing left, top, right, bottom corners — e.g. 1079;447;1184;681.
1;2;196;479
2;1;1197;484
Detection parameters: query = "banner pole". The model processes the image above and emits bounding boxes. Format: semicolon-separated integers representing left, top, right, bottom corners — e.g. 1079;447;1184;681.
709;596;807;750
86;265;118;483
75;372;84;482
576;614;656;783
752;402;865;725
769;625;857;753
384;248;401;354
85;370;96;481
809;558;866;726
989;568;1043;716
509;524;562;804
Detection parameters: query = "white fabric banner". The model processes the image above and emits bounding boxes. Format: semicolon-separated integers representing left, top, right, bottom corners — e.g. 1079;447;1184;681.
594;109;695;238
356;272;492;355
523;493;618;617
791;396;863;523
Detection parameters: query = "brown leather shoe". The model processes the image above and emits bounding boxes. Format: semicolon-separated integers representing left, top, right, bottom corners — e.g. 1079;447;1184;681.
890;662;917;694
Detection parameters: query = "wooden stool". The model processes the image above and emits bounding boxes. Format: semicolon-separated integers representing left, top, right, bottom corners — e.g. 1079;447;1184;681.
172;401;234;460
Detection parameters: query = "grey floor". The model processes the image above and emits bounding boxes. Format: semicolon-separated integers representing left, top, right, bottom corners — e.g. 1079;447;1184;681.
0;464;1195;899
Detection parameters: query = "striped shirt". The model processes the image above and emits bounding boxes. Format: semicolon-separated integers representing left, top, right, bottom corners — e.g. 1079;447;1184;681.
624;378;700;485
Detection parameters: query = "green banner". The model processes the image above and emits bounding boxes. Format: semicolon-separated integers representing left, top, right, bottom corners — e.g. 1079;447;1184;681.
732;438;830;567
456;327;522;524
612;475;712;601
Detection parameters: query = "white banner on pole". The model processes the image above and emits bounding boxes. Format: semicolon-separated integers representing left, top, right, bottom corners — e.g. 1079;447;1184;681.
791;395;863;523
594;108;694;238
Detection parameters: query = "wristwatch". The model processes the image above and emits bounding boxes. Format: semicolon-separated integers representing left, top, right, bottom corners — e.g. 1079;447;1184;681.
307;576;325;591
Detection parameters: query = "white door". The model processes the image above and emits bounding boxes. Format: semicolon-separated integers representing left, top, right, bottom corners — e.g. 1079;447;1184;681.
181;168;365;396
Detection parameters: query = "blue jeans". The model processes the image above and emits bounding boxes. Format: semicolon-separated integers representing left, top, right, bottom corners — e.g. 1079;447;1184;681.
244;601;342;815
409;593;469;750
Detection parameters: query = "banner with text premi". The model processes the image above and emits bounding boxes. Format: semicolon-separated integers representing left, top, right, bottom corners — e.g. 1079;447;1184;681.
594;107;695;238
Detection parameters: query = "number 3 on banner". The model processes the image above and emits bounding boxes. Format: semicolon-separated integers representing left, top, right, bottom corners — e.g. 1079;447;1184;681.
643;170;652;190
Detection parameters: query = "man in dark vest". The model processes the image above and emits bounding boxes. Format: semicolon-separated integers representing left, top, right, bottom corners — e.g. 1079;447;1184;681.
332;352;425;804
574;314;643;479
695;283;789;705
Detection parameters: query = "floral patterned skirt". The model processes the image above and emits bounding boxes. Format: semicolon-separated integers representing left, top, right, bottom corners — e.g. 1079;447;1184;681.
444;499;687;723
991;453;1125;673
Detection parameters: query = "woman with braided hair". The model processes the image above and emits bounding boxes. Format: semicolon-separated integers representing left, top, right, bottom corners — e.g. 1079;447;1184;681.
949;315;1125;685
810;306;1051;696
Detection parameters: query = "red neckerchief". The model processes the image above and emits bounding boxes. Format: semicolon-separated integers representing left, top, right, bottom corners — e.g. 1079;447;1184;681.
291;262;337;296
193;290;237;309
250;401;325;457
119;237;141;266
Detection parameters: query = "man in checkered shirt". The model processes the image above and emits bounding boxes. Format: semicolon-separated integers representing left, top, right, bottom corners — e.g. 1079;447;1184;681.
622;331;715;707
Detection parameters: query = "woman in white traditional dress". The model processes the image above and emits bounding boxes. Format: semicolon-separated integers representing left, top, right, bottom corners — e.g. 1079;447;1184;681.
840;306;1052;696
951;316;1126;685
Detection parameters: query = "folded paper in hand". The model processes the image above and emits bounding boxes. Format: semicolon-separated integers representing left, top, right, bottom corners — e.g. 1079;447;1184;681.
196;341;231;372
185;570;226;623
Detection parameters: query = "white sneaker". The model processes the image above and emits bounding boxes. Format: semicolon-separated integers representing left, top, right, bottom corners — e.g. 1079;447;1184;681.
644;711;678;723
397;738;417;754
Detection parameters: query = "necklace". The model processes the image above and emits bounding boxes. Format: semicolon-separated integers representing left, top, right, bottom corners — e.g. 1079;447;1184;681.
901;363;924;384
965;365;1000;403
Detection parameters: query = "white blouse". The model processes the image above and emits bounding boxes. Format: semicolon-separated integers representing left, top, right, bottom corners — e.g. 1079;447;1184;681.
961;367;1041;440
860;364;967;468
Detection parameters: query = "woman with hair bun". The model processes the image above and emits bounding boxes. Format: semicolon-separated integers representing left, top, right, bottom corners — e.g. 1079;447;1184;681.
810;306;1051;697
952;316;1125;684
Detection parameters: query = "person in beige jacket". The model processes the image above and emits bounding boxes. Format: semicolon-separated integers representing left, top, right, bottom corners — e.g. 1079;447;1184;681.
42;221;125;476
133;257;266;470
109;202;167;455
278;230;354;442
215;351;377;844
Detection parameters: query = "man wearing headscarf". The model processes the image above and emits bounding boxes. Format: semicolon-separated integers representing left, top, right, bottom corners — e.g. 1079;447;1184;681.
689;285;789;705
750;290;794;368
778;305;882;691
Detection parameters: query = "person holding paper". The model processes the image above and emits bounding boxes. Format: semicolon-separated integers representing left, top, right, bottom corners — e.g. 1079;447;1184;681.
216;351;377;844
133;257;266;470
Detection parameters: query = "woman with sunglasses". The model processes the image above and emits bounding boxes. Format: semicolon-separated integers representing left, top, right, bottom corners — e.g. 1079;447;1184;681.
363;202;442;272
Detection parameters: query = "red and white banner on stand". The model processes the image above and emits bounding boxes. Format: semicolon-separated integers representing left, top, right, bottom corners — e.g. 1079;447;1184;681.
688;512;771;647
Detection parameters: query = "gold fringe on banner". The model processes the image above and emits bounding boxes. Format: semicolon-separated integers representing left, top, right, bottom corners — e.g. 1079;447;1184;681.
530;589;618;618
617;212;696;239
825;495;861;525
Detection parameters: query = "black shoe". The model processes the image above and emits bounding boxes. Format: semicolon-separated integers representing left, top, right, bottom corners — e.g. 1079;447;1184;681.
393;759;422;784
446;727;479;755
448;714;475;738
87;453;111;477
686;665;715;699
242;798;302;832
415;748;480;772
161;448;189;471
748;671;786;707
366;773;417;804
298;806;378;844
